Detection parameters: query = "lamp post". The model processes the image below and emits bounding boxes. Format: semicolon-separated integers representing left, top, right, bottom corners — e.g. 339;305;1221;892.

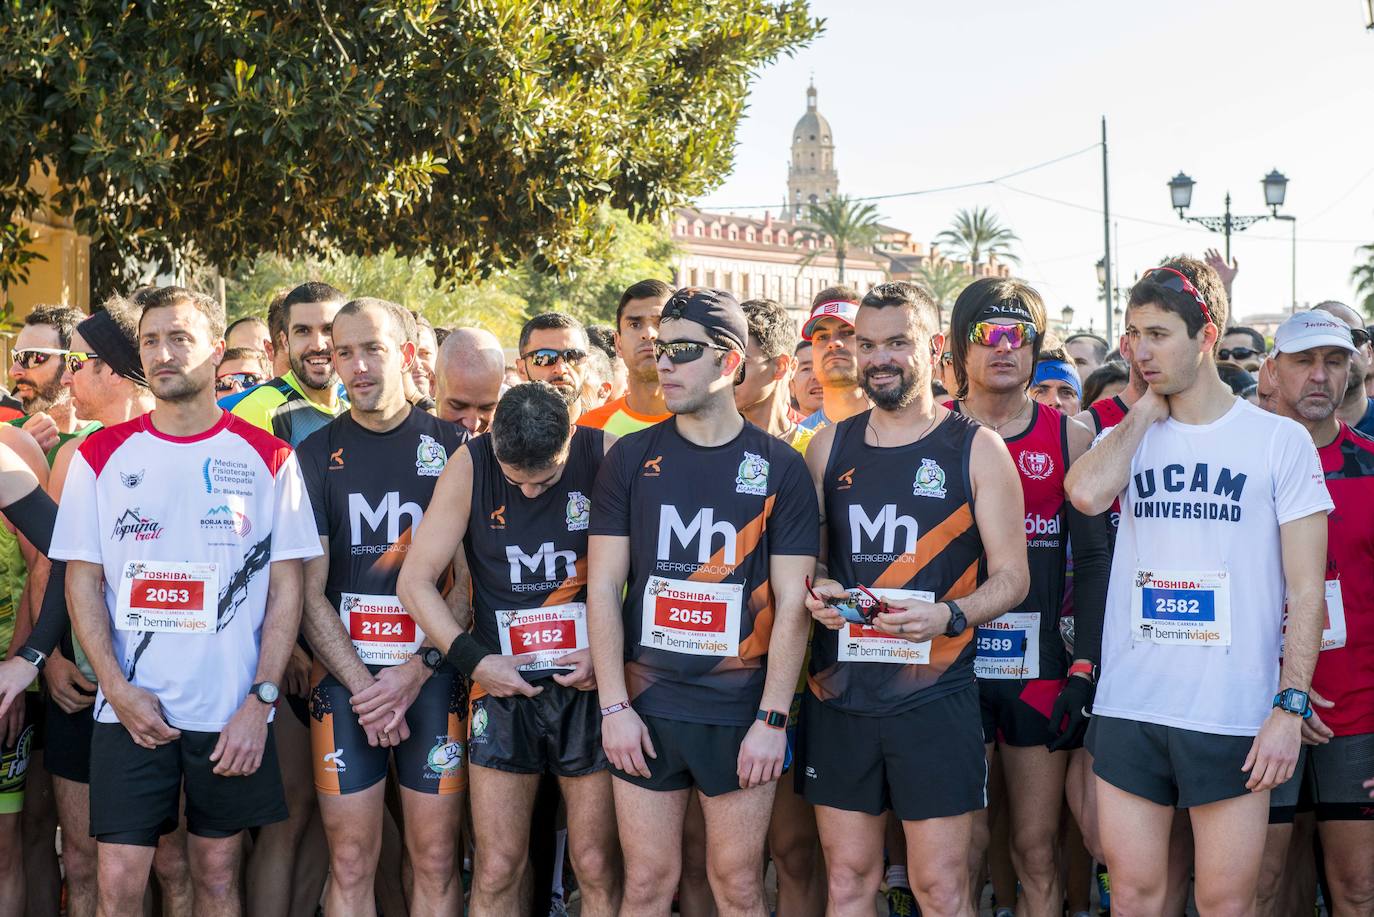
1365;0;1373;29
1060;304;1076;336
1168;169;1296;310
1097;258;1132;337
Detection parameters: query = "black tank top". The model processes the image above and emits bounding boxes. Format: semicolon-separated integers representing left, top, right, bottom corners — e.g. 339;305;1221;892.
812;410;984;715
464;426;604;666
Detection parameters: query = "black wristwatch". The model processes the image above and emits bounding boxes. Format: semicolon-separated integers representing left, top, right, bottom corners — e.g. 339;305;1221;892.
418;647;444;673
943;600;968;638
16;646;46;673
250;682;280;705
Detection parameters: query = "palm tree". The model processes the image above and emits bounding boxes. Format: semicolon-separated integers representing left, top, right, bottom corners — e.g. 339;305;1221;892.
935;207;1021;272
801;196;882;283
914;259;973;325
1352;243;1374;317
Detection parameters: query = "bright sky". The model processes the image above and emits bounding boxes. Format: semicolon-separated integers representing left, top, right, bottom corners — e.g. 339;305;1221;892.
698;0;1374;332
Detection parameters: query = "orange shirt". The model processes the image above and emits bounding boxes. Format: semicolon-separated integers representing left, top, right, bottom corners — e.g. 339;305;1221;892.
576;395;670;436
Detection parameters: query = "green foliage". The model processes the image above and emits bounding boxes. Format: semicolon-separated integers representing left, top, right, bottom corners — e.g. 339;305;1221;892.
225;205;677;344
1353;243;1374;318
0;0;820;299
802;195;880;283
935;207;1021;270
913;259;972;318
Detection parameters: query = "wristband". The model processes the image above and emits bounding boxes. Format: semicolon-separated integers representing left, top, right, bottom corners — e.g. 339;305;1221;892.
1067;661;1097;683
600;701;631;717
756;709;788;730
445;633;491;679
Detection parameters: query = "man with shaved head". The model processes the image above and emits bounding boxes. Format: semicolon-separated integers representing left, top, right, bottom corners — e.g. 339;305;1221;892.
1312;301;1374;436
436;327;505;435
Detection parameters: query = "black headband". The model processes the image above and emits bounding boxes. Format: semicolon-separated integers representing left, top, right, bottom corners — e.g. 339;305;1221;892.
76;310;146;387
972;299;1034;325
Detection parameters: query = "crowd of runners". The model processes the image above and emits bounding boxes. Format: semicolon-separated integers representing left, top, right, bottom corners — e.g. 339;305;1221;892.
0;257;1369;917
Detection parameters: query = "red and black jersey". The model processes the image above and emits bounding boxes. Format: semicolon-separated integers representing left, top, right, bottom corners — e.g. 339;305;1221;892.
589;419;819;727
1314;423;1374;736
1086;395;1129;435
464;426;604;654
811;411;984;714
955;400;1075;678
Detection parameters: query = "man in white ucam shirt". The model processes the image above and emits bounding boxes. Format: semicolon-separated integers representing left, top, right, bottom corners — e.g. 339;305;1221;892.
1065;257;1330;917
52;287;321;917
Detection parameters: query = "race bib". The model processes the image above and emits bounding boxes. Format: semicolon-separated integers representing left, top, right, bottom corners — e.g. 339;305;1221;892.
115;561;218;634
341;593;424;665
974;612;1041;679
496;603;588;672
1281;579;1347;653
640;576;743;657
835;588;935;665
1131;569;1231;647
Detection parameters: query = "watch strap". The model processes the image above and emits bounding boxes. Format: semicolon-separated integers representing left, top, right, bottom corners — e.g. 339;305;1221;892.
16;646;45;672
944;599;966;637
600;701;631;717
756;709;788;729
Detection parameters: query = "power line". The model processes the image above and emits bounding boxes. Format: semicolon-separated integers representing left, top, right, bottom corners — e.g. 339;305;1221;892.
695;143;1101;212
995;182;1371;246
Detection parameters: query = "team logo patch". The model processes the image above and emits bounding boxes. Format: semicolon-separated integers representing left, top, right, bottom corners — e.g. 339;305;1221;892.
735;452;769;496
415;434;447;476
912;459;947;499
111;509;163;542
489;505;506;529
322;749;346;772
120;469;145;488
202;458;255;496
329;449;345;469
200;504;252;538
425;737;464;776
471;706;489;742
642;455;663;476
836;467;855;490
1018;450;1054;481
565;491;590;531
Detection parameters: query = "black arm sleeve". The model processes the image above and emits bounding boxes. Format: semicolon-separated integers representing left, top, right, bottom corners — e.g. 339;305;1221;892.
24;560;68;657
0;486;56;556
1064;503;1110;668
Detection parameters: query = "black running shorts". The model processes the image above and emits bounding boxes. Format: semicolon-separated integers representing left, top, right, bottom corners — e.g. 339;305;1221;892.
89;722;286;846
798;684;987;821
468;683;606;777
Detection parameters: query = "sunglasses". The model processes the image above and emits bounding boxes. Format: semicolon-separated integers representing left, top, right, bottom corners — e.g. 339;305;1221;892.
968;321;1037;349
65;352;98;374
215;372;263;393
939;351;954;365
1218;347;1259;362
805;576;886;626
521;347;587;368
1141;267;1214;327
12;347;67;369
653;339;732;365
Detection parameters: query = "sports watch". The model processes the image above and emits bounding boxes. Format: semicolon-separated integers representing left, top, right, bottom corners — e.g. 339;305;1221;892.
16;646;46;673
943;600;968;638
250;682;280;705
1272;688;1312;719
419;647;444;673
756;709;788;730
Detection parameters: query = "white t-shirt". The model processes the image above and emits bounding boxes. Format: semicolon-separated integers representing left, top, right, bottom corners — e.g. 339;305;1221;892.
50;411;322;732
1093;398;1332;736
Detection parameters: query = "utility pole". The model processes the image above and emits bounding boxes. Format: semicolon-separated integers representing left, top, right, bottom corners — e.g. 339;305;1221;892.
1101;116;1114;343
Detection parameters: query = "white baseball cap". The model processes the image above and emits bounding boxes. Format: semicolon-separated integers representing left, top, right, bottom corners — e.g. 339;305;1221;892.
801;300;859;341
1271;310;1358;356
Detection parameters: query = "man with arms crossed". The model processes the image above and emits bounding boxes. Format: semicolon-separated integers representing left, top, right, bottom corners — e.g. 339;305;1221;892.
1066;259;1331;915
296;299;469;917
802;282;1028;917
52;286;320;916
587;288;817;917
